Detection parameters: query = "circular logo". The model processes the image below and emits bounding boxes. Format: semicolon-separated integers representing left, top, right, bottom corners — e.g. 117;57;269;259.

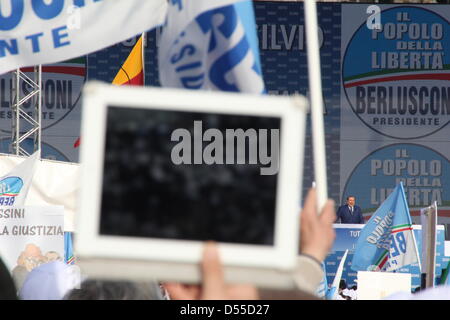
342;143;450;219
342;7;450;139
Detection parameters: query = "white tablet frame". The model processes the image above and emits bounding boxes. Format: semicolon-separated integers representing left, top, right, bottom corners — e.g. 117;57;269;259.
76;81;308;288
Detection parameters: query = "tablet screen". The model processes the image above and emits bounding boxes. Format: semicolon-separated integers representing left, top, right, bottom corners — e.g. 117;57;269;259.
99;106;281;245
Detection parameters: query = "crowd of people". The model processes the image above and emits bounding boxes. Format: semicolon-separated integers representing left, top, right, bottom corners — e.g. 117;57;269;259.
1;188;335;300
0;188;448;300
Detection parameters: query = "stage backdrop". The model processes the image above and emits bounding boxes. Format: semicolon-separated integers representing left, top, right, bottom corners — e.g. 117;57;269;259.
0;2;449;230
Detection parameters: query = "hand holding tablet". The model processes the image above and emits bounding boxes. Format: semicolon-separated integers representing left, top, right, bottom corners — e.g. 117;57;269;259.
76;81;308;289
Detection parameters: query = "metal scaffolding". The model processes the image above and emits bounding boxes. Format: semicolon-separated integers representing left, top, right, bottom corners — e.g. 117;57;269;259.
11;66;42;157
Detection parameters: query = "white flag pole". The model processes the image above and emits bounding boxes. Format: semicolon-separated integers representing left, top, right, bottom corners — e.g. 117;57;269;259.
304;0;328;211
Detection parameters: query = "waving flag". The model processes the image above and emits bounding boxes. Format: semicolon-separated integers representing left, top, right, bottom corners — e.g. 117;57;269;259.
158;0;265;93
74;35;144;148
326;250;349;300
351;183;421;272
112;35;144;86
0;151;39;206
64;232;75;265
316;262;328;299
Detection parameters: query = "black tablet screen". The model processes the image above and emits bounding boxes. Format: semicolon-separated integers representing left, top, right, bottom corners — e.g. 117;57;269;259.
99;106;280;245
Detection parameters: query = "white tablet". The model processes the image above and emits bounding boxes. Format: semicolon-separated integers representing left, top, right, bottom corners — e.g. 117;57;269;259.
75;81;308;289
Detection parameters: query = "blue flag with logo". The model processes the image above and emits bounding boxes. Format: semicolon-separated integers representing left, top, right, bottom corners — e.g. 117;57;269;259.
0;151;39;207
64;232;75;265
316;262;328;299
351;182;420;272
158;0;265;93
326;249;348;300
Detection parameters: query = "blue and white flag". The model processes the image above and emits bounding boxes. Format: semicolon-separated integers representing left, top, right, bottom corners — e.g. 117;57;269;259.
351;183;421;272
316;262;328;299
326;250;348;300
0;151;39;207
158;0;265;93
64;232;75;265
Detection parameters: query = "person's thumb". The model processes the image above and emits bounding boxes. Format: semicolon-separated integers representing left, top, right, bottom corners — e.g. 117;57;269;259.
201;242;226;299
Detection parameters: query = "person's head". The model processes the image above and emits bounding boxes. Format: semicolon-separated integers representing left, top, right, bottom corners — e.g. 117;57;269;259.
20;261;81;300
339;279;347;290
64;279;165;300
23;257;41;272
22;244;46;272
24;244;42;258
45;251;62;262
346;196;355;207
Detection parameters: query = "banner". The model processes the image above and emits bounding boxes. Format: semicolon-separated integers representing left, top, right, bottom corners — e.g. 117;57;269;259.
340;4;450;227
0;153;79;231
0;151;39;207
0;57;86;162
341;143;450;223
158;0;265;93
341;5;450;141
0;206;64;292
351;183;420;272
0;0;168;75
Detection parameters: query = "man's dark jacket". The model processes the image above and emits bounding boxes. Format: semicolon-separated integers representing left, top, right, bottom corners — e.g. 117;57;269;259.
336;205;364;224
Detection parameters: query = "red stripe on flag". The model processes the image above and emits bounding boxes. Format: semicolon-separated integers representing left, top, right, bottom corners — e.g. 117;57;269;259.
391;227;413;234
344;73;450;88
20;66;85;77
123;71;144;86
378;255;389;269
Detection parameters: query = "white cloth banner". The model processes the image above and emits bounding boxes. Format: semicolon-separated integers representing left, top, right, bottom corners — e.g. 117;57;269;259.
0;151;39;207
0;206;64;291
0;0;167;75
0;153;79;232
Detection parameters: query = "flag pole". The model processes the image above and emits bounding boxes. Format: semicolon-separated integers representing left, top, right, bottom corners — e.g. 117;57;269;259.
400;182;422;273
304;0;328;211
141;32;146;86
424;201;437;288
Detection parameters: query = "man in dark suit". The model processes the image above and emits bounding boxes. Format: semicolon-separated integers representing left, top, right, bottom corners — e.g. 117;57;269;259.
336;196;364;224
